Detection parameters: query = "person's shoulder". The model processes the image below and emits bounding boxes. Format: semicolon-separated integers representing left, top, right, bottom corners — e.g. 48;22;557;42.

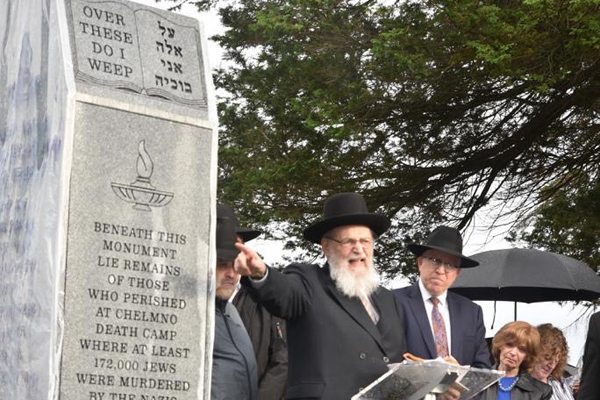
392;284;415;295
447;290;481;309
392;284;417;300
284;262;319;271
282;262;322;278
548;377;570;393
447;290;472;302
373;285;393;298
519;372;553;395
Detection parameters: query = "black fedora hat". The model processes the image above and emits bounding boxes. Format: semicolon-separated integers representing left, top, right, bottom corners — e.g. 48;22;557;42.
217;204;262;242
216;217;240;261
407;226;479;268
303;192;391;244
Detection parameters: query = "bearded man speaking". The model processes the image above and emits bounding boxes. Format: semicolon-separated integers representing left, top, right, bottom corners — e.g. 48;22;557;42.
234;192;408;400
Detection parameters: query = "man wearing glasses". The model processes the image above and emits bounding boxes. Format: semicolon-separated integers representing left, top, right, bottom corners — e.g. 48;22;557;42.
394;226;492;369
233;192;408;400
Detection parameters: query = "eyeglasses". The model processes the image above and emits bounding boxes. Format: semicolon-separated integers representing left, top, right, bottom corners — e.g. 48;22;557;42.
324;236;373;248
424;256;459;272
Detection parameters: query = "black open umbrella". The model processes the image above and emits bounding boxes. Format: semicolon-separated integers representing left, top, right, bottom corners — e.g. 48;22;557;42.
449;248;600;319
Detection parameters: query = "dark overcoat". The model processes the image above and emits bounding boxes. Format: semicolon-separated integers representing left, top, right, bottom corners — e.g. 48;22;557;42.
242;263;407;400
578;311;600;400
234;287;288;400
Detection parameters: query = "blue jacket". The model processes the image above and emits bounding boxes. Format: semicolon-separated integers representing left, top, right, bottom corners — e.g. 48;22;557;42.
212;299;258;400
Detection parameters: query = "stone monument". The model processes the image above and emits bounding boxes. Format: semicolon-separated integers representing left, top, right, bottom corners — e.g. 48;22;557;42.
0;0;217;399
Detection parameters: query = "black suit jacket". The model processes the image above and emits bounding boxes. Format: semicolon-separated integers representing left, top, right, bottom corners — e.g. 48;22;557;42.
242;263;407;400
578;311;600;400
393;283;491;368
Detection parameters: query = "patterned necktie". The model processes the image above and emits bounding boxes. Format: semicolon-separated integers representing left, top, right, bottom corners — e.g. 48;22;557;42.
430;297;449;357
360;294;379;325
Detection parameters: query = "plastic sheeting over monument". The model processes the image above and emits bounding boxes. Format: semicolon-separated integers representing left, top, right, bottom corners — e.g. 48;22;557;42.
0;0;219;399
0;0;68;398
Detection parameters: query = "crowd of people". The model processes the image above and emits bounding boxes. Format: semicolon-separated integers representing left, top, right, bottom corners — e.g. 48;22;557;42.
211;191;600;400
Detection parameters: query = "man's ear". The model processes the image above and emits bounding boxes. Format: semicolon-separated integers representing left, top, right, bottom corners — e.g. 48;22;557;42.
416;256;427;275
321;238;330;257
416;256;424;268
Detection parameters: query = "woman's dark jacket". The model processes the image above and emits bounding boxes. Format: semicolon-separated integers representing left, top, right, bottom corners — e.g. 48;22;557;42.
478;371;553;400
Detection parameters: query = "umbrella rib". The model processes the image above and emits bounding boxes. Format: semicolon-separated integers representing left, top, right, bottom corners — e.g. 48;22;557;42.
554;253;578;290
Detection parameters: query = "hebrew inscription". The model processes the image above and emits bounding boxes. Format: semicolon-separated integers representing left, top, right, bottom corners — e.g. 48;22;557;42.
68;0;207;107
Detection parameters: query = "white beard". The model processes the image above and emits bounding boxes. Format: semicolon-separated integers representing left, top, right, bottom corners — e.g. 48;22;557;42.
328;252;379;298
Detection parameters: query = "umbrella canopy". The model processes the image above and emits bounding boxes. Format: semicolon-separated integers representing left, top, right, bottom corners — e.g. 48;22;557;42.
450;248;600;303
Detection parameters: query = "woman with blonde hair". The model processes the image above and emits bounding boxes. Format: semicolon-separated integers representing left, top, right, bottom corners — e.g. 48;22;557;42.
531;324;574;400
479;321;552;400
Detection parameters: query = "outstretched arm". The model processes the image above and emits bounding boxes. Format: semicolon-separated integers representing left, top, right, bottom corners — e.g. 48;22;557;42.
235;243;314;321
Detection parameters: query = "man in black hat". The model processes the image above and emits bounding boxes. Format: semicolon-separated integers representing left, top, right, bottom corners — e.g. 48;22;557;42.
233;192;408;400
217;204;288;400
212;217;258;400
217;204;262;243
393;226;491;369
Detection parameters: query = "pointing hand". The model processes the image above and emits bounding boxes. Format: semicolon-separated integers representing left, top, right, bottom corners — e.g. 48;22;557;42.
234;243;267;280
